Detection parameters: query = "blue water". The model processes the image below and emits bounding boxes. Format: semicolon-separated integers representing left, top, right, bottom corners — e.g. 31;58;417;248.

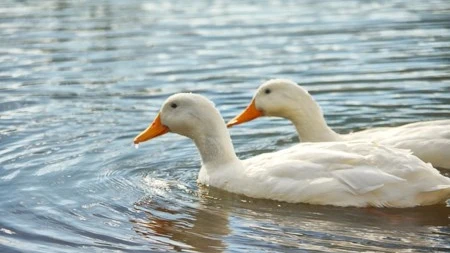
1;0;449;252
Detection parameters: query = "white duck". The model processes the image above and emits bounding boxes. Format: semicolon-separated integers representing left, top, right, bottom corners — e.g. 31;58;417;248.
227;79;450;169
134;93;450;207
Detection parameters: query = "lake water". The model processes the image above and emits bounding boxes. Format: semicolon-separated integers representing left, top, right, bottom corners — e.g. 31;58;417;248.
1;0;449;252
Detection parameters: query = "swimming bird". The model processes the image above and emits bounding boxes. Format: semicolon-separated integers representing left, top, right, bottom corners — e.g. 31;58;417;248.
134;93;450;207
227;79;450;169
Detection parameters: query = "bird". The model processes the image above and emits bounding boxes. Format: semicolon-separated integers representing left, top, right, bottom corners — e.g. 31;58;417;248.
227;79;450;169
134;93;450;207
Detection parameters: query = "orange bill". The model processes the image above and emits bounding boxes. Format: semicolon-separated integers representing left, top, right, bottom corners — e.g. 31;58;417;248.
134;113;169;144
226;99;263;127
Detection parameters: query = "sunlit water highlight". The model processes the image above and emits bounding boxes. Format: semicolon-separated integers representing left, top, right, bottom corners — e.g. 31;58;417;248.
0;0;449;252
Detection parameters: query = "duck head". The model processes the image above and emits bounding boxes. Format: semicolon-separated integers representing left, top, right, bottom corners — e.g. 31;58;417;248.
134;93;228;144
227;79;315;127
134;93;238;168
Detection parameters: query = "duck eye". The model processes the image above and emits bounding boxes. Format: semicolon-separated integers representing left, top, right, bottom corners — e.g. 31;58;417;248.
265;89;271;94
171;103;178;109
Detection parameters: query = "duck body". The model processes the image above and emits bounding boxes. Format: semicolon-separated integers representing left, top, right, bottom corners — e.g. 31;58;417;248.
343;120;450;169
227;79;450;169
135;93;450;208
199;141;450;208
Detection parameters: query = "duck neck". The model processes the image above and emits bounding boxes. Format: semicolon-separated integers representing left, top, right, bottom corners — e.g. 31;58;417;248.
285;100;340;142
193;125;240;170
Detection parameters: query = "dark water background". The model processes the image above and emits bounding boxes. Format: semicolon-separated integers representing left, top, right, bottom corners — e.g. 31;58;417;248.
1;0;449;252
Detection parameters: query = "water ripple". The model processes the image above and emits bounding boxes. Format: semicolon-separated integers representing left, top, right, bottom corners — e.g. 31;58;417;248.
1;0;449;252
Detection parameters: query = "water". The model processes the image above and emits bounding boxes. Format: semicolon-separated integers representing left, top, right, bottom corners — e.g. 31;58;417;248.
1;0;449;252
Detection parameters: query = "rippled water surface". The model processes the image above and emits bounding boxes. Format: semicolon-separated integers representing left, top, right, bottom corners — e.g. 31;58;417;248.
1;0;450;252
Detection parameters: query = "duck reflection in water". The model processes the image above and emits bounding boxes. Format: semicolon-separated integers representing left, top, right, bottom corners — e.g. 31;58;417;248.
129;183;449;252
131;186;231;252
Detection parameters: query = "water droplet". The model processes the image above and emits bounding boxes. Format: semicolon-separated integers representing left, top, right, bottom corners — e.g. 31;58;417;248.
134;143;139;149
